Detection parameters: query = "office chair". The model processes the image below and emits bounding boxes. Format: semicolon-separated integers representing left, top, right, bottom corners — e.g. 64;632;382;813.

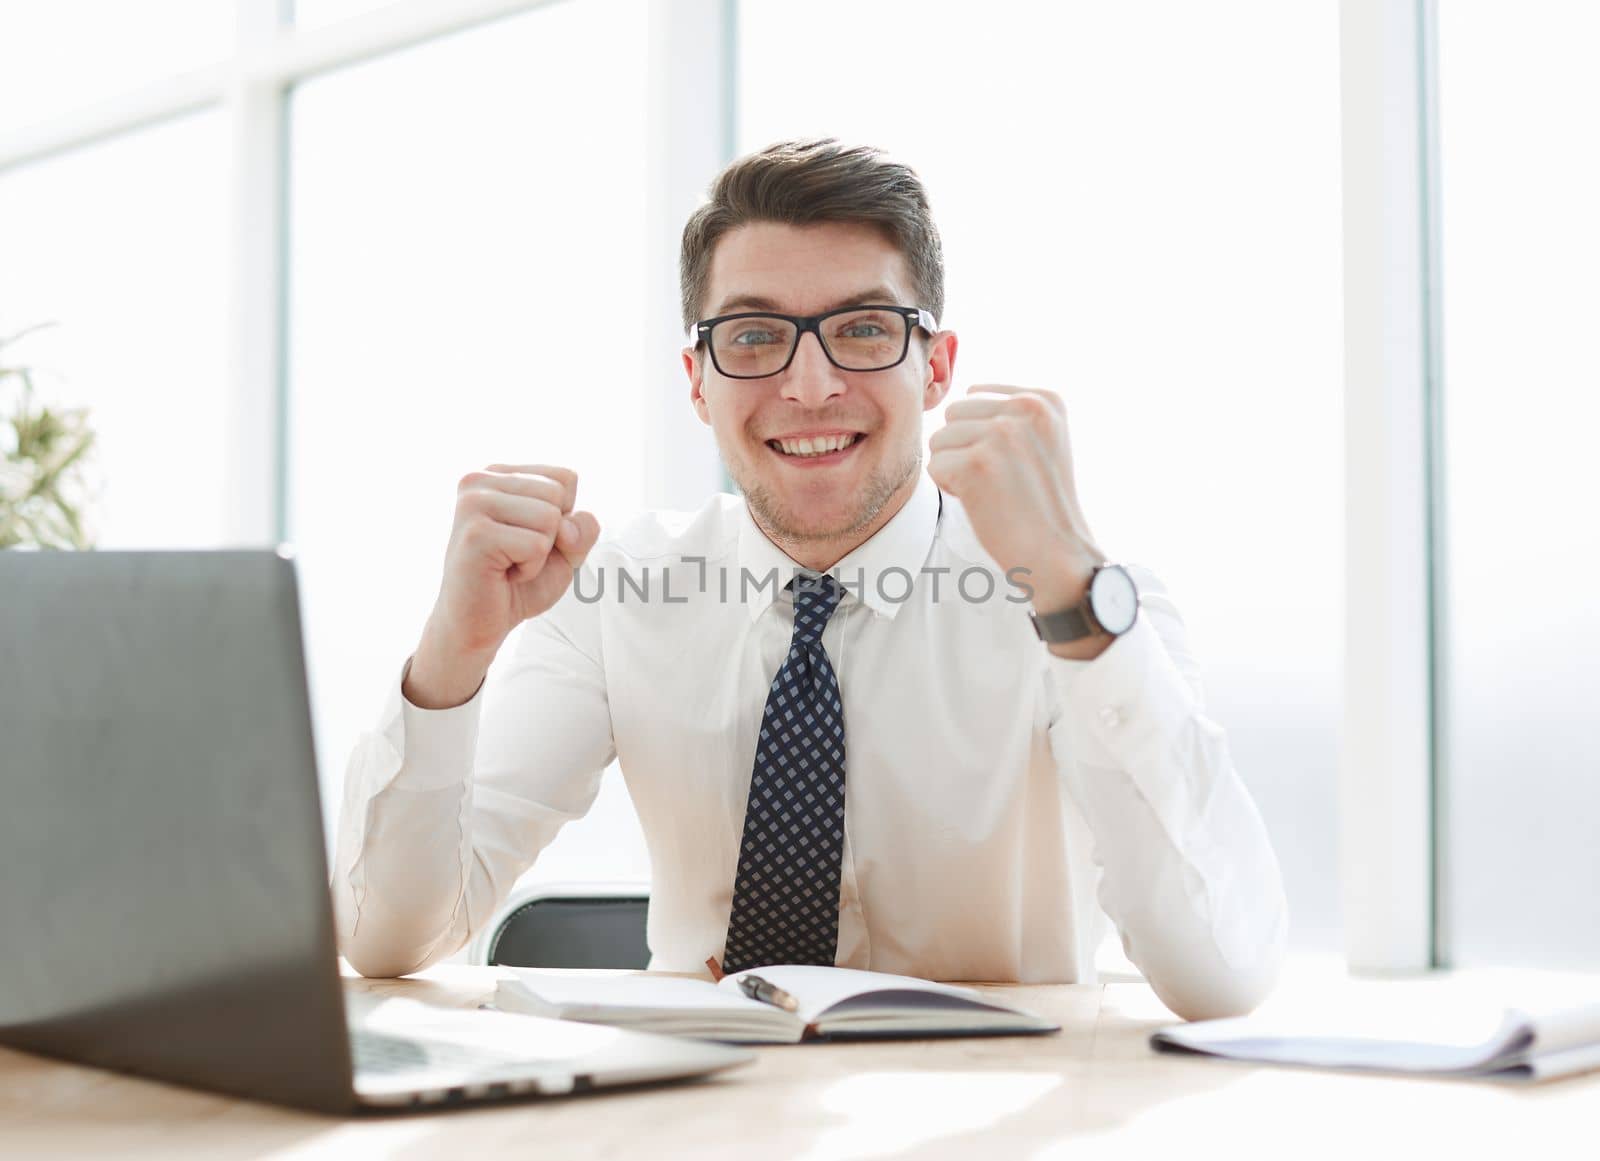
469;881;651;970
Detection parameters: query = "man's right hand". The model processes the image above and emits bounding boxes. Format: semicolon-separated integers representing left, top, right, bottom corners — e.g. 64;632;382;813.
405;464;601;709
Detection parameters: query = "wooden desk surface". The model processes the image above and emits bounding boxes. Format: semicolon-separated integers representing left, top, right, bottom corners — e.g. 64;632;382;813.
2;962;1594;1159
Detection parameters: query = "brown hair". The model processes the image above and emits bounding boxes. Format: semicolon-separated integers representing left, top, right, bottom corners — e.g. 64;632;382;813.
679;138;945;331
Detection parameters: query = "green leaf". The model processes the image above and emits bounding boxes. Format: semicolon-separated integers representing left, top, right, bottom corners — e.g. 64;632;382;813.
0;326;96;551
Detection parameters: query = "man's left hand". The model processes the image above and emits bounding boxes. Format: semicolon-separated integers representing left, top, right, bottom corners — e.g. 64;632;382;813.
927;384;1111;647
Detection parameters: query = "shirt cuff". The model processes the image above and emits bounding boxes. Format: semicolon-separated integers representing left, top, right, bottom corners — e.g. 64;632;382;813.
1046;611;1198;773
374;655;487;792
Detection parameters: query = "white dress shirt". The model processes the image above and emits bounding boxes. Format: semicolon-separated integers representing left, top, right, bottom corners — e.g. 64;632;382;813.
332;472;1287;1020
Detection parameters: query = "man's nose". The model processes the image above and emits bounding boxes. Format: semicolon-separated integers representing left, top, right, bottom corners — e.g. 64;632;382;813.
779;331;846;406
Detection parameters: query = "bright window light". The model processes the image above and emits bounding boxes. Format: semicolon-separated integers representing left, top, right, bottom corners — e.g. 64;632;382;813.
0;2;230;134
740;0;1346;948
287;1;652;878
0;112;231;548
1437;0;1600;969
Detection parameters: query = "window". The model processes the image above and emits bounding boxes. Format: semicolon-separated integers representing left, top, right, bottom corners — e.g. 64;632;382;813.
0;2;229;134
11;0;1515;971
1436;1;1600;968
0;113;231;547
740;0;1346;948
287;0;653;877
292;0;398;28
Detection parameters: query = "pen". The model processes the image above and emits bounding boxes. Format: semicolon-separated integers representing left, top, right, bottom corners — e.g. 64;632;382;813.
737;973;799;1013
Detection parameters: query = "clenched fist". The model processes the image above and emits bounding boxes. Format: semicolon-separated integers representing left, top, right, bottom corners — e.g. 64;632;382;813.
406;464;600;709
927;384;1112;657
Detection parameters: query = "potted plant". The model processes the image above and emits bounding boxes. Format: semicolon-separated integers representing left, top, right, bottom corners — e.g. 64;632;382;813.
0;326;98;550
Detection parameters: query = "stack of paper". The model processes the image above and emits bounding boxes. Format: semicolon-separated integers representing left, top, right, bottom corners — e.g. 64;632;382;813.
1152;999;1600;1081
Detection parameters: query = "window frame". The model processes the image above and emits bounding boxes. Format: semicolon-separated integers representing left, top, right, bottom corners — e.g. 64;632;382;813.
1337;0;1444;971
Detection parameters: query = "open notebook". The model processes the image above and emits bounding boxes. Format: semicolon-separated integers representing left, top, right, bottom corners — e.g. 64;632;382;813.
1152;1000;1600;1082
494;965;1059;1044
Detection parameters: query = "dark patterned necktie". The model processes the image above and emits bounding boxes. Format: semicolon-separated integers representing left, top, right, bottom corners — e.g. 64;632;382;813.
721;572;847;974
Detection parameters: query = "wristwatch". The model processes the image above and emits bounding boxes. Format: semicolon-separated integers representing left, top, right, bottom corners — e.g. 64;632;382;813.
1029;563;1140;644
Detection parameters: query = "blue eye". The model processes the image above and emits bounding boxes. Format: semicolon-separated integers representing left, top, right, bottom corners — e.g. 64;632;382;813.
837;322;886;338
730;328;785;346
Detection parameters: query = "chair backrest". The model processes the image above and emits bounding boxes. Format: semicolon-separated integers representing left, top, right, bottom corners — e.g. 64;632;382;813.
486;893;651;970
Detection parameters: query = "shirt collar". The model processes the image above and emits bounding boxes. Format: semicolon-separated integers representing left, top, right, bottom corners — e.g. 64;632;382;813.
735;471;944;623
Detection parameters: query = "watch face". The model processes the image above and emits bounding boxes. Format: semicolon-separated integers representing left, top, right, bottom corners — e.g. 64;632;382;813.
1089;565;1139;634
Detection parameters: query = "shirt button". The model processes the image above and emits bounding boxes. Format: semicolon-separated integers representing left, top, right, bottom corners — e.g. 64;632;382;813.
1099;705;1124;728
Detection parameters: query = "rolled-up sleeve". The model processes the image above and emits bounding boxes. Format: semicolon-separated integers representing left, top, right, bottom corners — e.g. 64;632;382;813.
330;574;616;978
1045;565;1289;1021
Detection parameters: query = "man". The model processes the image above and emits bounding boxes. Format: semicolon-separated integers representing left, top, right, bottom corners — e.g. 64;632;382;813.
333;139;1287;1021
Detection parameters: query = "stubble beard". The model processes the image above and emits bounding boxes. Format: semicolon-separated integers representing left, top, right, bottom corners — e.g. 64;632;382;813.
732;440;922;550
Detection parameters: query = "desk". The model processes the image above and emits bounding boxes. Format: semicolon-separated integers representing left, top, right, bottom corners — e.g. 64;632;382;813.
1;962;1594;1159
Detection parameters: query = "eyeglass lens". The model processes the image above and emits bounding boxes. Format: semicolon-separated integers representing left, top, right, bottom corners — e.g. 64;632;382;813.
709;309;909;378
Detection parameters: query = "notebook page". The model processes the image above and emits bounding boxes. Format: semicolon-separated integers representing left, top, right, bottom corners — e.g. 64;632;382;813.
1519;1039;1600;1082
1152;1009;1533;1073
720;965;993;1024
506;971;768;1016
1152;970;1600;1080
1525;1001;1600;1058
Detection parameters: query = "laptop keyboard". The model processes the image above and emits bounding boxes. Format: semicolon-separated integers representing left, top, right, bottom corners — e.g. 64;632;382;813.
351;1028;522;1076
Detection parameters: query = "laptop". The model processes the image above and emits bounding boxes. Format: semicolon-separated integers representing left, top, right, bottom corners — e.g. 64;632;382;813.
0;548;751;1113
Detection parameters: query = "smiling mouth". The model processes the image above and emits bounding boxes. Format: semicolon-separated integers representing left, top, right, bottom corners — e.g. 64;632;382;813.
765;433;865;459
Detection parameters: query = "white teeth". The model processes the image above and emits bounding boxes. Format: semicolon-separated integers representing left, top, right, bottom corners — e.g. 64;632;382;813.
775;433;857;457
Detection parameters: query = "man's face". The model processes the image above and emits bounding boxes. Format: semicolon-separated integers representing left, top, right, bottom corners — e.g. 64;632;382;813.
685;220;956;550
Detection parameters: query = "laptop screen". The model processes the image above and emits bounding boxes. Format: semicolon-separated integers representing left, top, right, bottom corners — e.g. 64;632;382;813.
0;549;355;1112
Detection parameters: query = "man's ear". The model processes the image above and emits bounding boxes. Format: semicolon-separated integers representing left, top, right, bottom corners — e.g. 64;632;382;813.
922;330;958;411
684;347;712;426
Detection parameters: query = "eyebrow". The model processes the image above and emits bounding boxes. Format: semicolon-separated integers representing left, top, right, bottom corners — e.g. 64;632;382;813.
710;286;907;317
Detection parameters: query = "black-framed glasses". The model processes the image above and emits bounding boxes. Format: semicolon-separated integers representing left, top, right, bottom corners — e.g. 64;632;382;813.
688;304;939;380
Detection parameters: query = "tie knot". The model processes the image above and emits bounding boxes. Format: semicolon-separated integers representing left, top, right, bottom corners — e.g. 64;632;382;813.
788;572;843;647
